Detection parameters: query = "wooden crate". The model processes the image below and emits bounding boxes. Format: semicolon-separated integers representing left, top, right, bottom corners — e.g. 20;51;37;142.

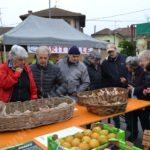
143;130;150;150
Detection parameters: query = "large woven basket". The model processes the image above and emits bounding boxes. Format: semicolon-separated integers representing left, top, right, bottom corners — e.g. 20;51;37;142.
0;97;75;132
77;87;128;116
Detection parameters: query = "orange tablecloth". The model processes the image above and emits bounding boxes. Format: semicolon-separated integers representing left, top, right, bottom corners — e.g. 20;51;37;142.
0;98;149;148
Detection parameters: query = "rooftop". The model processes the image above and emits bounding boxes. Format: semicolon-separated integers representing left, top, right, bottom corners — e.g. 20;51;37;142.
0;27;13;35
20;7;86;27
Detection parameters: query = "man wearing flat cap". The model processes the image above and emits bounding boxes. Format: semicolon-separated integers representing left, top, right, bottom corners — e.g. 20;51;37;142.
57;46;90;98
84;50;102;90
101;43;128;129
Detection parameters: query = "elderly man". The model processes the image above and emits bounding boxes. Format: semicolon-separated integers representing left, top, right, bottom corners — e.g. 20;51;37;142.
0;45;37;102
30;46;66;98
101;44;128;128
102;44;128;87
83;50;102;90
57;46;90;97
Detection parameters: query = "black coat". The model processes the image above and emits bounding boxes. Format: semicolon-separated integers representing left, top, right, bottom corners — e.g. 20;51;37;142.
140;63;150;101
128;64;150;101
127;66;145;99
101;53;128;87
10;69;31;102
84;57;102;90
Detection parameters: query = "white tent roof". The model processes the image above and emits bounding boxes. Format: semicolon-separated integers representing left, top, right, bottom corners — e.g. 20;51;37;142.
3;15;107;48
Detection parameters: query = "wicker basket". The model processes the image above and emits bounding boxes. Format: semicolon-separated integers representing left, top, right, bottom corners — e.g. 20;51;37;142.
0;97;75;132
77;87;128;116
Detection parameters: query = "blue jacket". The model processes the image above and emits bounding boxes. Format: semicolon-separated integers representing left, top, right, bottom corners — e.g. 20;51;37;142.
101;53;128;87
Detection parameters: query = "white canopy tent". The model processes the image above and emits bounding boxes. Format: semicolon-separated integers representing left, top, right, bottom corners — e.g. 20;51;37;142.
3;15;107;49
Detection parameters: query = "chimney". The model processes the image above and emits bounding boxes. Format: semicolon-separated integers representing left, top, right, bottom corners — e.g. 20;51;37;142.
28;10;32;14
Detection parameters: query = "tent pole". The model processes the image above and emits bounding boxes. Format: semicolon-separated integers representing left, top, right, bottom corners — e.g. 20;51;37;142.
0;45;3;63
3;45;6;61
49;0;51;18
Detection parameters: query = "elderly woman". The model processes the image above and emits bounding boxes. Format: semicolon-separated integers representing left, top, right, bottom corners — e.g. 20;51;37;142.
125;52;150;141
126;56;145;98
125;56;145;141
138;50;150;128
138;50;150;96
0;45;37;102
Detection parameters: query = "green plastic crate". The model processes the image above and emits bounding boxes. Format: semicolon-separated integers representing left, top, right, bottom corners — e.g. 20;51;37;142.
97;138;142;150
47;135;61;150
47;123;126;150
92;122;125;141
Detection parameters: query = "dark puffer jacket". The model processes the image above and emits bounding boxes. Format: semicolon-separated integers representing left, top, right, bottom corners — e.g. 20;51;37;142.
30;63;67;98
83;57;102;90
101;53;128;87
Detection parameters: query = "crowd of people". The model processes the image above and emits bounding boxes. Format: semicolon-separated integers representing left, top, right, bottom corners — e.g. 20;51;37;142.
0;44;149;141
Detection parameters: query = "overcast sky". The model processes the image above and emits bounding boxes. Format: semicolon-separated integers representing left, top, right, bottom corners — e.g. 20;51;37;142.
0;0;150;35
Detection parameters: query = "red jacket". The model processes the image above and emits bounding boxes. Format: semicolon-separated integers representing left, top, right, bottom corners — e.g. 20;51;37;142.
0;62;38;103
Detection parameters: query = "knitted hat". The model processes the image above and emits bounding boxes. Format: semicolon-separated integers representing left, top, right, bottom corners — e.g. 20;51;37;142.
68;46;80;55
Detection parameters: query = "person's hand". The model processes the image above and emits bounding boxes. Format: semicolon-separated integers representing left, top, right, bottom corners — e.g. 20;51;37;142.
120;77;127;84
147;88;150;94
143;89;147;95
71;92;77;96
127;84;134;91
15;67;23;73
143;88;150;95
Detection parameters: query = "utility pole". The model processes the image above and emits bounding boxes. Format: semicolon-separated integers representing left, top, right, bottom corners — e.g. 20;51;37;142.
49;0;51;18
147;16;150;22
114;32;116;45
55;0;58;7
94;25;96;33
0;8;3;26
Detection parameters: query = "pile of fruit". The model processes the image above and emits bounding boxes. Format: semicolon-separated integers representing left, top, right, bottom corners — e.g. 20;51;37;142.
59;126;116;150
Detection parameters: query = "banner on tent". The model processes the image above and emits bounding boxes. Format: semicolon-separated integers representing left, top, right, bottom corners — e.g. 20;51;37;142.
27;46;93;54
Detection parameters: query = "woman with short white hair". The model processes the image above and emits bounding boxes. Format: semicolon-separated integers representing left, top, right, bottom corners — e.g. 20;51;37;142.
9;45;28;60
125;56;146;140
0;45;37;102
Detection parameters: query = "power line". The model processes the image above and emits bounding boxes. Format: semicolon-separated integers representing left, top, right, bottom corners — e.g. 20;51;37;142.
87;8;150;21
86;19;146;22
